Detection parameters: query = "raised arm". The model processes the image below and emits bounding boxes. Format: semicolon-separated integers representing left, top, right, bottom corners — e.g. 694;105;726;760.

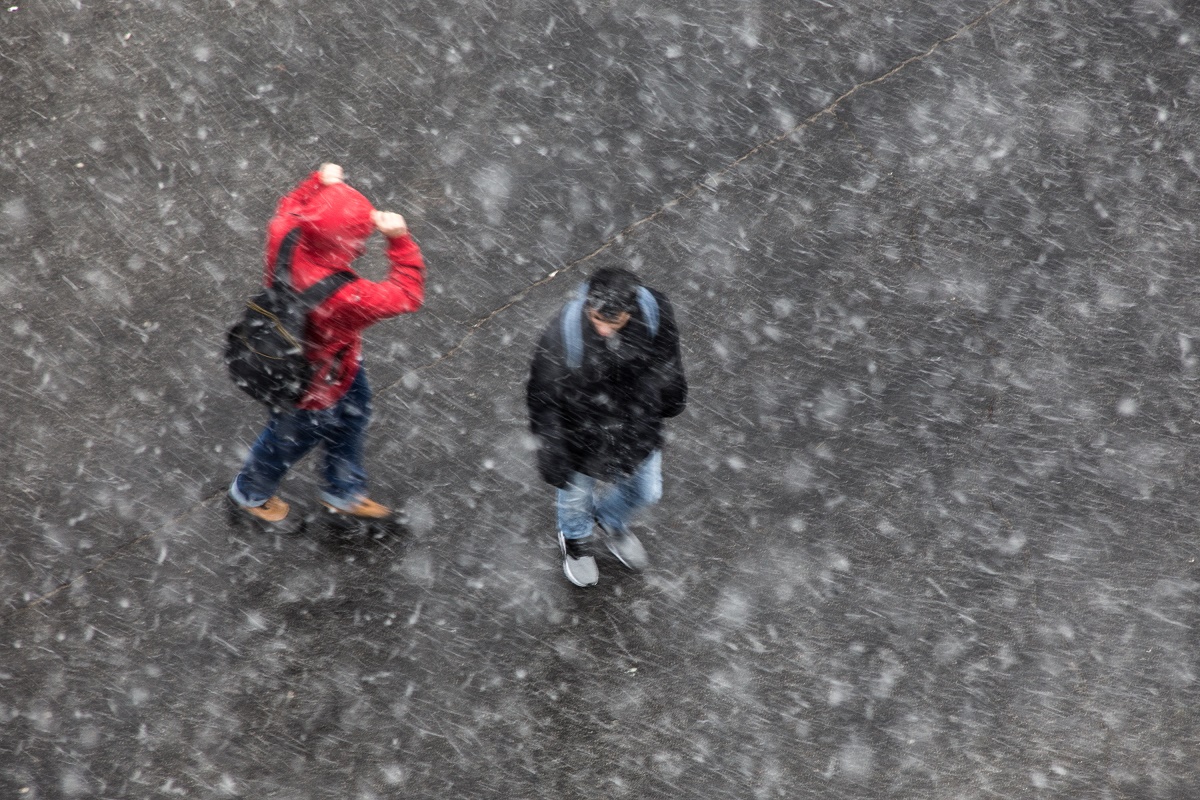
339;213;427;325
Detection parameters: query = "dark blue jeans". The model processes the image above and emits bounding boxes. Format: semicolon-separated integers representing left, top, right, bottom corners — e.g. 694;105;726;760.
230;367;373;510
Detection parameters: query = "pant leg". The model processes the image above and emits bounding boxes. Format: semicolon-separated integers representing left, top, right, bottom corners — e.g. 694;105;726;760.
231;409;324;507
320;367;372;508
556;471;599;540
595;450;663;532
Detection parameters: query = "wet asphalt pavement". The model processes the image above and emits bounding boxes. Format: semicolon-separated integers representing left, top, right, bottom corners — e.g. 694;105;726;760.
3;1;1200;797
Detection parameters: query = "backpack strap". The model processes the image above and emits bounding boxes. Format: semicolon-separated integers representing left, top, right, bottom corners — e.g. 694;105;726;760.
562;281;659;370
298;271;357;309
272;227;303;289
270;226;357;307
296;271;358;389
636;286;660;339
562;297;587;370
272;227;358;306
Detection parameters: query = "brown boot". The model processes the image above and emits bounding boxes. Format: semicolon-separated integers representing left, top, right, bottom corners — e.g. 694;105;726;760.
237;496;289;523
322;497;391;519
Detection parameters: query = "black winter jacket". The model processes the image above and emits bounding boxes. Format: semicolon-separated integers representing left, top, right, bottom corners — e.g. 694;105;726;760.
526;289;687;487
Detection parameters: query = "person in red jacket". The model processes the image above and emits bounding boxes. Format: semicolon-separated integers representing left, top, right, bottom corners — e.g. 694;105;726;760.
228;163;425;523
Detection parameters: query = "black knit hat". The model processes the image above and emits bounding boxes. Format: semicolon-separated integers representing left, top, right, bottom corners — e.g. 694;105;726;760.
585;267;640;319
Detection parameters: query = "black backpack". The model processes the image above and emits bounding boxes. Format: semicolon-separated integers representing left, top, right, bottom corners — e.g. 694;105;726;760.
224;228;356;411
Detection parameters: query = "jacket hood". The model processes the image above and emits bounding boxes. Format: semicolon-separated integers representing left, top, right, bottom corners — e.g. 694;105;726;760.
297;183;375;263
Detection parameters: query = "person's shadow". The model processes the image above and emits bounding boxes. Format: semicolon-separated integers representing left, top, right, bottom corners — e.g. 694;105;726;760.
306;507;410;560
224;497;410;561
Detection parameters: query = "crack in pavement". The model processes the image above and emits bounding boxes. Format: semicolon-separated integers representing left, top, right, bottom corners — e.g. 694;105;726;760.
6;0;1017;619
391;0;1019;385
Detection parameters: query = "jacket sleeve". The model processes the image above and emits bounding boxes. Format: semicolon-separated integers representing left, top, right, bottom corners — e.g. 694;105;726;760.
526;316;573;489
339;234;427;326
650;291;688;418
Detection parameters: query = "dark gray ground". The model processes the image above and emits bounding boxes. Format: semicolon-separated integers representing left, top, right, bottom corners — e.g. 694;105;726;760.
4;0;1200;797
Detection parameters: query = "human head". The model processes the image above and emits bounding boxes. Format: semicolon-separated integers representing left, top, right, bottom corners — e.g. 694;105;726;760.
298;182;376;260
585;267;640;336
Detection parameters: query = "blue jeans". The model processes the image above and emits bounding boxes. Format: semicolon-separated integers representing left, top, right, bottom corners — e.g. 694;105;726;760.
557;450;663;540
230;367;372;510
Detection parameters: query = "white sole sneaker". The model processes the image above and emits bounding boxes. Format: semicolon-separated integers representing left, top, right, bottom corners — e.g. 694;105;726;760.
558;531;599;587
598;521;648;571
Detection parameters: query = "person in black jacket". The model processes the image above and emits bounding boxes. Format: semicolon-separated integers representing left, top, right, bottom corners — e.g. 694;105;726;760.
526;267;688;587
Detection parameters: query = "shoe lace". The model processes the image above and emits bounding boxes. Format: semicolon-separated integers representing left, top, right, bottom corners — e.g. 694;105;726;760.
565;537;591;558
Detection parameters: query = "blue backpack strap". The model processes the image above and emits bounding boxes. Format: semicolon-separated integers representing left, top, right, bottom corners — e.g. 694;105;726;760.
562;297;587;370
563;281;660;370
636;286;660;338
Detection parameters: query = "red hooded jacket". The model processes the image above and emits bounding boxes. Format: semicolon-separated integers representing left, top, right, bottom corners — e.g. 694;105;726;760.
264;171;425;410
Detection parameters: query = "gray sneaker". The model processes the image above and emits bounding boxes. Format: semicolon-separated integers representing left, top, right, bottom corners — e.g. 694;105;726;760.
598;521;648;571
558;531;599;587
